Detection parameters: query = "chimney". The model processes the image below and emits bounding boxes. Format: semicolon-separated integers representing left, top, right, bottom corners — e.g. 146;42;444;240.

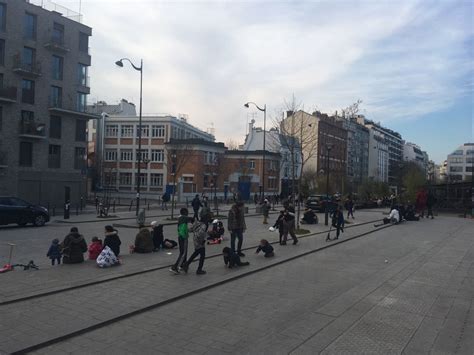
286;110;294;118
248;119;255;134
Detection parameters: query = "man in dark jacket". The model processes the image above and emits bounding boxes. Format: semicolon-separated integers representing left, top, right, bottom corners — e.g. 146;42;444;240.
191;194;202;221
426;191;436;219
151;221;164;251
222;247;250;268
134;226;154;253
329;206;345;240
61;227;87;264
227;201;246;256
104;225;121;256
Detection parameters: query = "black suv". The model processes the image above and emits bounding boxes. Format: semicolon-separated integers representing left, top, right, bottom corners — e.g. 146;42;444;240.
305;195;338;213
0;197;50;227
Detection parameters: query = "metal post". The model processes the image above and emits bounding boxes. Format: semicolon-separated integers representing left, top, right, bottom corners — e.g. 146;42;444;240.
262;105;266;202
136;59;143;216
325;146;331;226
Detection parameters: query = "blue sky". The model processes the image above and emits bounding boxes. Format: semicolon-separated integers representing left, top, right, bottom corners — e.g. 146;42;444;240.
54;0;472;163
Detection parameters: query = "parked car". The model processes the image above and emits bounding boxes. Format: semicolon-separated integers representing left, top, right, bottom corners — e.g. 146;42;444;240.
305;195;338;213
0;197;50;227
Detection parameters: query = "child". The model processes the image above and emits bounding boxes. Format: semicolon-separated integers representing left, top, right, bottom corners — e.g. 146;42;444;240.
207;219;225;244
256;239;274;257
170;208;193;274
272;211;286;245
222;247;250;268
182;219;208;275
88;237;103;260
46;238;62;265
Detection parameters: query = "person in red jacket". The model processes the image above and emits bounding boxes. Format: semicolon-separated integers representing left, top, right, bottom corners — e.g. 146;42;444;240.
88;236;103;260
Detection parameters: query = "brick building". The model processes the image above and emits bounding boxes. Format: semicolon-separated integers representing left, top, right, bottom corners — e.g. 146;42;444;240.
0;0;97;205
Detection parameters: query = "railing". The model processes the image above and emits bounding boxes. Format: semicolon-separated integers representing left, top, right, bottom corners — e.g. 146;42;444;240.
12;55;42;76
19;120;45;137
27;0;83;23
0;86;17;101
44;35;70;52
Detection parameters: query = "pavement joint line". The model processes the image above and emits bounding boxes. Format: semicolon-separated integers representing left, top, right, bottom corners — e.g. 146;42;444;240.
0;218;383;306
10;222;393;355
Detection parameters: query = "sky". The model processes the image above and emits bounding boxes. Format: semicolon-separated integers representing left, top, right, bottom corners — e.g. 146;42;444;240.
53;0;472;163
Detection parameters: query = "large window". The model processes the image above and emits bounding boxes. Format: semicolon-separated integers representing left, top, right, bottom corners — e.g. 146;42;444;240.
136;149;149;162
19;142;33;167
23;47;35;68
151;125;165;138
21;79;35;104
105;150;117;161
137;173;147;186
205;151;217;165
74;147;86;170
151;149;164;162
121;125;134;137
450;166;463;173
79;32;89;52
50;86;62;108
450;157;463;164
52;55;63;80
49;116;61;139
119;173;132;186
120;149;133;161
48;145;61;168
75;120;87;141
24;13;37;40
52;22;64;45
77;92;87;112
0;39;4;66
105;124;118;137
136;125;149;138
150;173;163;187
0;3;6;32
77;63;88;86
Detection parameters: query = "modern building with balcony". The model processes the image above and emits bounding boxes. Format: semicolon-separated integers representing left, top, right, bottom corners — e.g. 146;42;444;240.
446;143;474;182
0;0;98;206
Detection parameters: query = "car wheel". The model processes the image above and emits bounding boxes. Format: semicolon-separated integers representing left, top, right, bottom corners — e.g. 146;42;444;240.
33;214;47;227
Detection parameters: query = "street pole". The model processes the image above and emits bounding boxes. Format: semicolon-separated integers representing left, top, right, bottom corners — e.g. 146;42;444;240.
262;104;266;203
136;59;143;216
325;145;331;226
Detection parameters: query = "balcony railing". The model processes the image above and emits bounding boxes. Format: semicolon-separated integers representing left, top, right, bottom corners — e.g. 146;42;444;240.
19;120;46;138
0;151;7;167
44;36;70;53
12;55;42;77
0;86;17;103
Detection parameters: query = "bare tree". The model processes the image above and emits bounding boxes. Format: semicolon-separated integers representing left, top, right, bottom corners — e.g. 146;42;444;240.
205;152;226;216
340;99;362;119
225;139;240;151
274;95;319;229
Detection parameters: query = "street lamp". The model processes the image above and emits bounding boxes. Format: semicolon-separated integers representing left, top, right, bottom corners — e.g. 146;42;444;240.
115;58;143;216
324;144;333;226
244;102;266;202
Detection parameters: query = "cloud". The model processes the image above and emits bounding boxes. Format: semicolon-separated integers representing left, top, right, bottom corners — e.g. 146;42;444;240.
61;0;472;147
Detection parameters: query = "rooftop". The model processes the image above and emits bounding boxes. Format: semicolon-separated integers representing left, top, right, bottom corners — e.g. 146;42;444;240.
26;0;83;24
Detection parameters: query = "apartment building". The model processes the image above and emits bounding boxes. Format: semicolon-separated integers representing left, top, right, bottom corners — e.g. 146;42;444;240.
0;0;97;205
367;128;389;182
403;141;428;171
446;143;474;181
100;115;214;198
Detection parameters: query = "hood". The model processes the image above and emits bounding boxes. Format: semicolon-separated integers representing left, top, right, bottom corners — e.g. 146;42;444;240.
67;232;84;243
105;231;118;237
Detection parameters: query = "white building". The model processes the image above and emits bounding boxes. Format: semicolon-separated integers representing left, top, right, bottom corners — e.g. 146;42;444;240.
403;141;428;171
367;129;389;182
446;143;474;181
241;119;302;195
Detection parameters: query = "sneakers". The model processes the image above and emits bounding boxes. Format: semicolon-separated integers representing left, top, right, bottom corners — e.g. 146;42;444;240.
293;239;298;245
181;264;189;273
196;269;207;275
238;252;246;257
169;266;180;275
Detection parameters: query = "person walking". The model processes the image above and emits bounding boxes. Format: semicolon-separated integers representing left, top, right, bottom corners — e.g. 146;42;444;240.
283;203;298;245
329;206;345;241
182;219;207;275
191;194;203;221
262;199;271;224
170;208;193;274
345;196;355;219
161;192;170;210
228;201;246;257
426;191;436;219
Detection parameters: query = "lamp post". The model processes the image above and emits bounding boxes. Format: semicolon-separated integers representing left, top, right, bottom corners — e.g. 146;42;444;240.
244;102;266;202
325;144;333;226
115;58;143;216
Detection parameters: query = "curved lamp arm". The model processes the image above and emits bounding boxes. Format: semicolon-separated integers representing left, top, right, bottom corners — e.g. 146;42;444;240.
115;58;142;72
244;102;266;112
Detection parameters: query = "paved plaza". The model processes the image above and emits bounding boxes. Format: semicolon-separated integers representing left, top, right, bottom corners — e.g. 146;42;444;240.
0;208;473;354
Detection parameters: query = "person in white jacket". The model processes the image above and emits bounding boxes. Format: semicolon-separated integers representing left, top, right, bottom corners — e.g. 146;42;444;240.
384;208;400;224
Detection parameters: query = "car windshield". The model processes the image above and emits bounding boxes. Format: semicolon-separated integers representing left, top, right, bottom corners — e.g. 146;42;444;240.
9;198;29;207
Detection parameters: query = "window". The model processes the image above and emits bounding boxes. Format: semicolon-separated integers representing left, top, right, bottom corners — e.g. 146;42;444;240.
151;125;165;138
77;63;88;86
151;149;164;162
466;157;474;164
150;173;163;187
79;32;89;52
450;157;463;164
205;151;217;165
203;175;209;188
137;173;147;186
77;92;87;112
136;125;149;138
48;145;61;168
466;150;474;155
52;22;64;45
268;177;277;189
466;166;473;172
52;56;63;80
136;149;149;162
74;147;86;170
120;149;133;161
105;150;117;161
19;142;33;166
0;39;4;66
452;150;463;156
105;124;118;137
49;116;61;139
21;79;35;104
119;173;132;186
24;13;37;40
249;160;255;169
50;86;62;107
23;47;35;68
450;166;463;172
0;3;6;31
121;125;134;137
75;120;87;141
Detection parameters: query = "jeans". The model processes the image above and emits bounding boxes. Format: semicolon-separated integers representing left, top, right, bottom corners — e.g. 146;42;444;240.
186;247;205;271
347;208;354;218
51;257;61;265
173;238;188;269
230;229;243;253
193;208;200;221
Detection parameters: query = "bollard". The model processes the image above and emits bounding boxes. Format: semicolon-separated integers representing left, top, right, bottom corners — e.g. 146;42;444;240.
80;197;84;211
64;202;70;219
52;205;56;217
147;202;150;211
129;199;133;212
113;200;116;213
76;204;79;216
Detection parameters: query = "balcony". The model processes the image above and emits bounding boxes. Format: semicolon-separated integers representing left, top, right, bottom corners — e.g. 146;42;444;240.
19;120;46;139
0;151;7;168
12;55;42;78
76;76;91;94
0;86;17;103
44;36;70;53
48;99;100;120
